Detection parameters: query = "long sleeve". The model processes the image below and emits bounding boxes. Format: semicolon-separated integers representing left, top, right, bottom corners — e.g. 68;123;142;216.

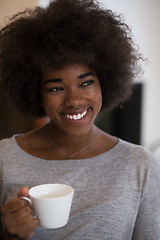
132;157;160;239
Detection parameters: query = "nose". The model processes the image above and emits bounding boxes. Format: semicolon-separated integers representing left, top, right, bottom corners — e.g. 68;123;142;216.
64;88;84;108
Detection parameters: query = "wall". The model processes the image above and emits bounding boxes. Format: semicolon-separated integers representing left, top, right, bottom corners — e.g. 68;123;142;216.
0;0;37;24
98;0;160;151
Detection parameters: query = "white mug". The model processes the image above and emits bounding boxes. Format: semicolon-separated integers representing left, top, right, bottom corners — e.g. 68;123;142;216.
21;184;74;229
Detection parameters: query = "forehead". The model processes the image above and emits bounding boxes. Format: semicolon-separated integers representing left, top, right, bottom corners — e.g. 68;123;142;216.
41;63;96;80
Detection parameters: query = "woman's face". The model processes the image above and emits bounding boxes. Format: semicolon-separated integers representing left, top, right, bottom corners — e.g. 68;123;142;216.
41;63;102;137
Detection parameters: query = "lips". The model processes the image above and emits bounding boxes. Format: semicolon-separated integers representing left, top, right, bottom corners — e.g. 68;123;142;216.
63;109;88;121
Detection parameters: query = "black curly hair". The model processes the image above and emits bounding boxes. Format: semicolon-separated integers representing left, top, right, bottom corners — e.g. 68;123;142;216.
0;0;141;118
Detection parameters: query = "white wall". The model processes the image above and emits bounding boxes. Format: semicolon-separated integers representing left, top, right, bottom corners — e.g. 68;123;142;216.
38;0;50;8
98;0;160;151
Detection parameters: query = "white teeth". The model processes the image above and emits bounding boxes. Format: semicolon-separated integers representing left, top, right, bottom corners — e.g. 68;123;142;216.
65;110;87;120
77;114;81;119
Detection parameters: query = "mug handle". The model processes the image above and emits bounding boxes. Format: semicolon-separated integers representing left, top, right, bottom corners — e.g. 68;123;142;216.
20;196;32;206
20;197;37;218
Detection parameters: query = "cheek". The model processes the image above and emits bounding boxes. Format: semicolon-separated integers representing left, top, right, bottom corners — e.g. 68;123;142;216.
41;95;56;114
41;92;56;106
97;94;102;111
95;88;102;107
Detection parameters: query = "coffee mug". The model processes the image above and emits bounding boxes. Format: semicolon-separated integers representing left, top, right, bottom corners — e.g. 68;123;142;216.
21;183;74;229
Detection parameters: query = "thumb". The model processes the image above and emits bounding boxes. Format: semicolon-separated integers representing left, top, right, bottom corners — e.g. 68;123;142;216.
17;186;29;198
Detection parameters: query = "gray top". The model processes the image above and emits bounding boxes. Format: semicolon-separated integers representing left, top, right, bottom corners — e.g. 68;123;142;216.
1;135;160;240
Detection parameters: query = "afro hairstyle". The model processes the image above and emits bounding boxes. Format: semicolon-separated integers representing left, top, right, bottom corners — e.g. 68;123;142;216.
0;0;141;118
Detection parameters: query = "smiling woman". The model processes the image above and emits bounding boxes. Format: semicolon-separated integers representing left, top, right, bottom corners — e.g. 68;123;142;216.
0;0;160;240
40;64;102;143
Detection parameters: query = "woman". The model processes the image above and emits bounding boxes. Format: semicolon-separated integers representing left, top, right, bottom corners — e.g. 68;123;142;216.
1;0;160;239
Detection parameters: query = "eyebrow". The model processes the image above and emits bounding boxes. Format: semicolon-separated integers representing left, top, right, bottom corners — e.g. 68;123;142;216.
43;72;96;84
78;72;96;79
43;78;62;85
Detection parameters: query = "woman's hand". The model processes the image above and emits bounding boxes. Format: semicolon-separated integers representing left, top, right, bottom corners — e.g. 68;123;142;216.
1;187;39;240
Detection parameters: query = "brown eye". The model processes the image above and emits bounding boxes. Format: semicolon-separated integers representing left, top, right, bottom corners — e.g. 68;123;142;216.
48;87;64;92
81;80;95;87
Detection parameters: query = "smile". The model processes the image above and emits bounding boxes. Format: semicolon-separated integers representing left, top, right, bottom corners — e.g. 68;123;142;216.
64;109;88;120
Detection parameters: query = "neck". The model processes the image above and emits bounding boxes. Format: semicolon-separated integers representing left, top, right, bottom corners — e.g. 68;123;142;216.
46;122;98;153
